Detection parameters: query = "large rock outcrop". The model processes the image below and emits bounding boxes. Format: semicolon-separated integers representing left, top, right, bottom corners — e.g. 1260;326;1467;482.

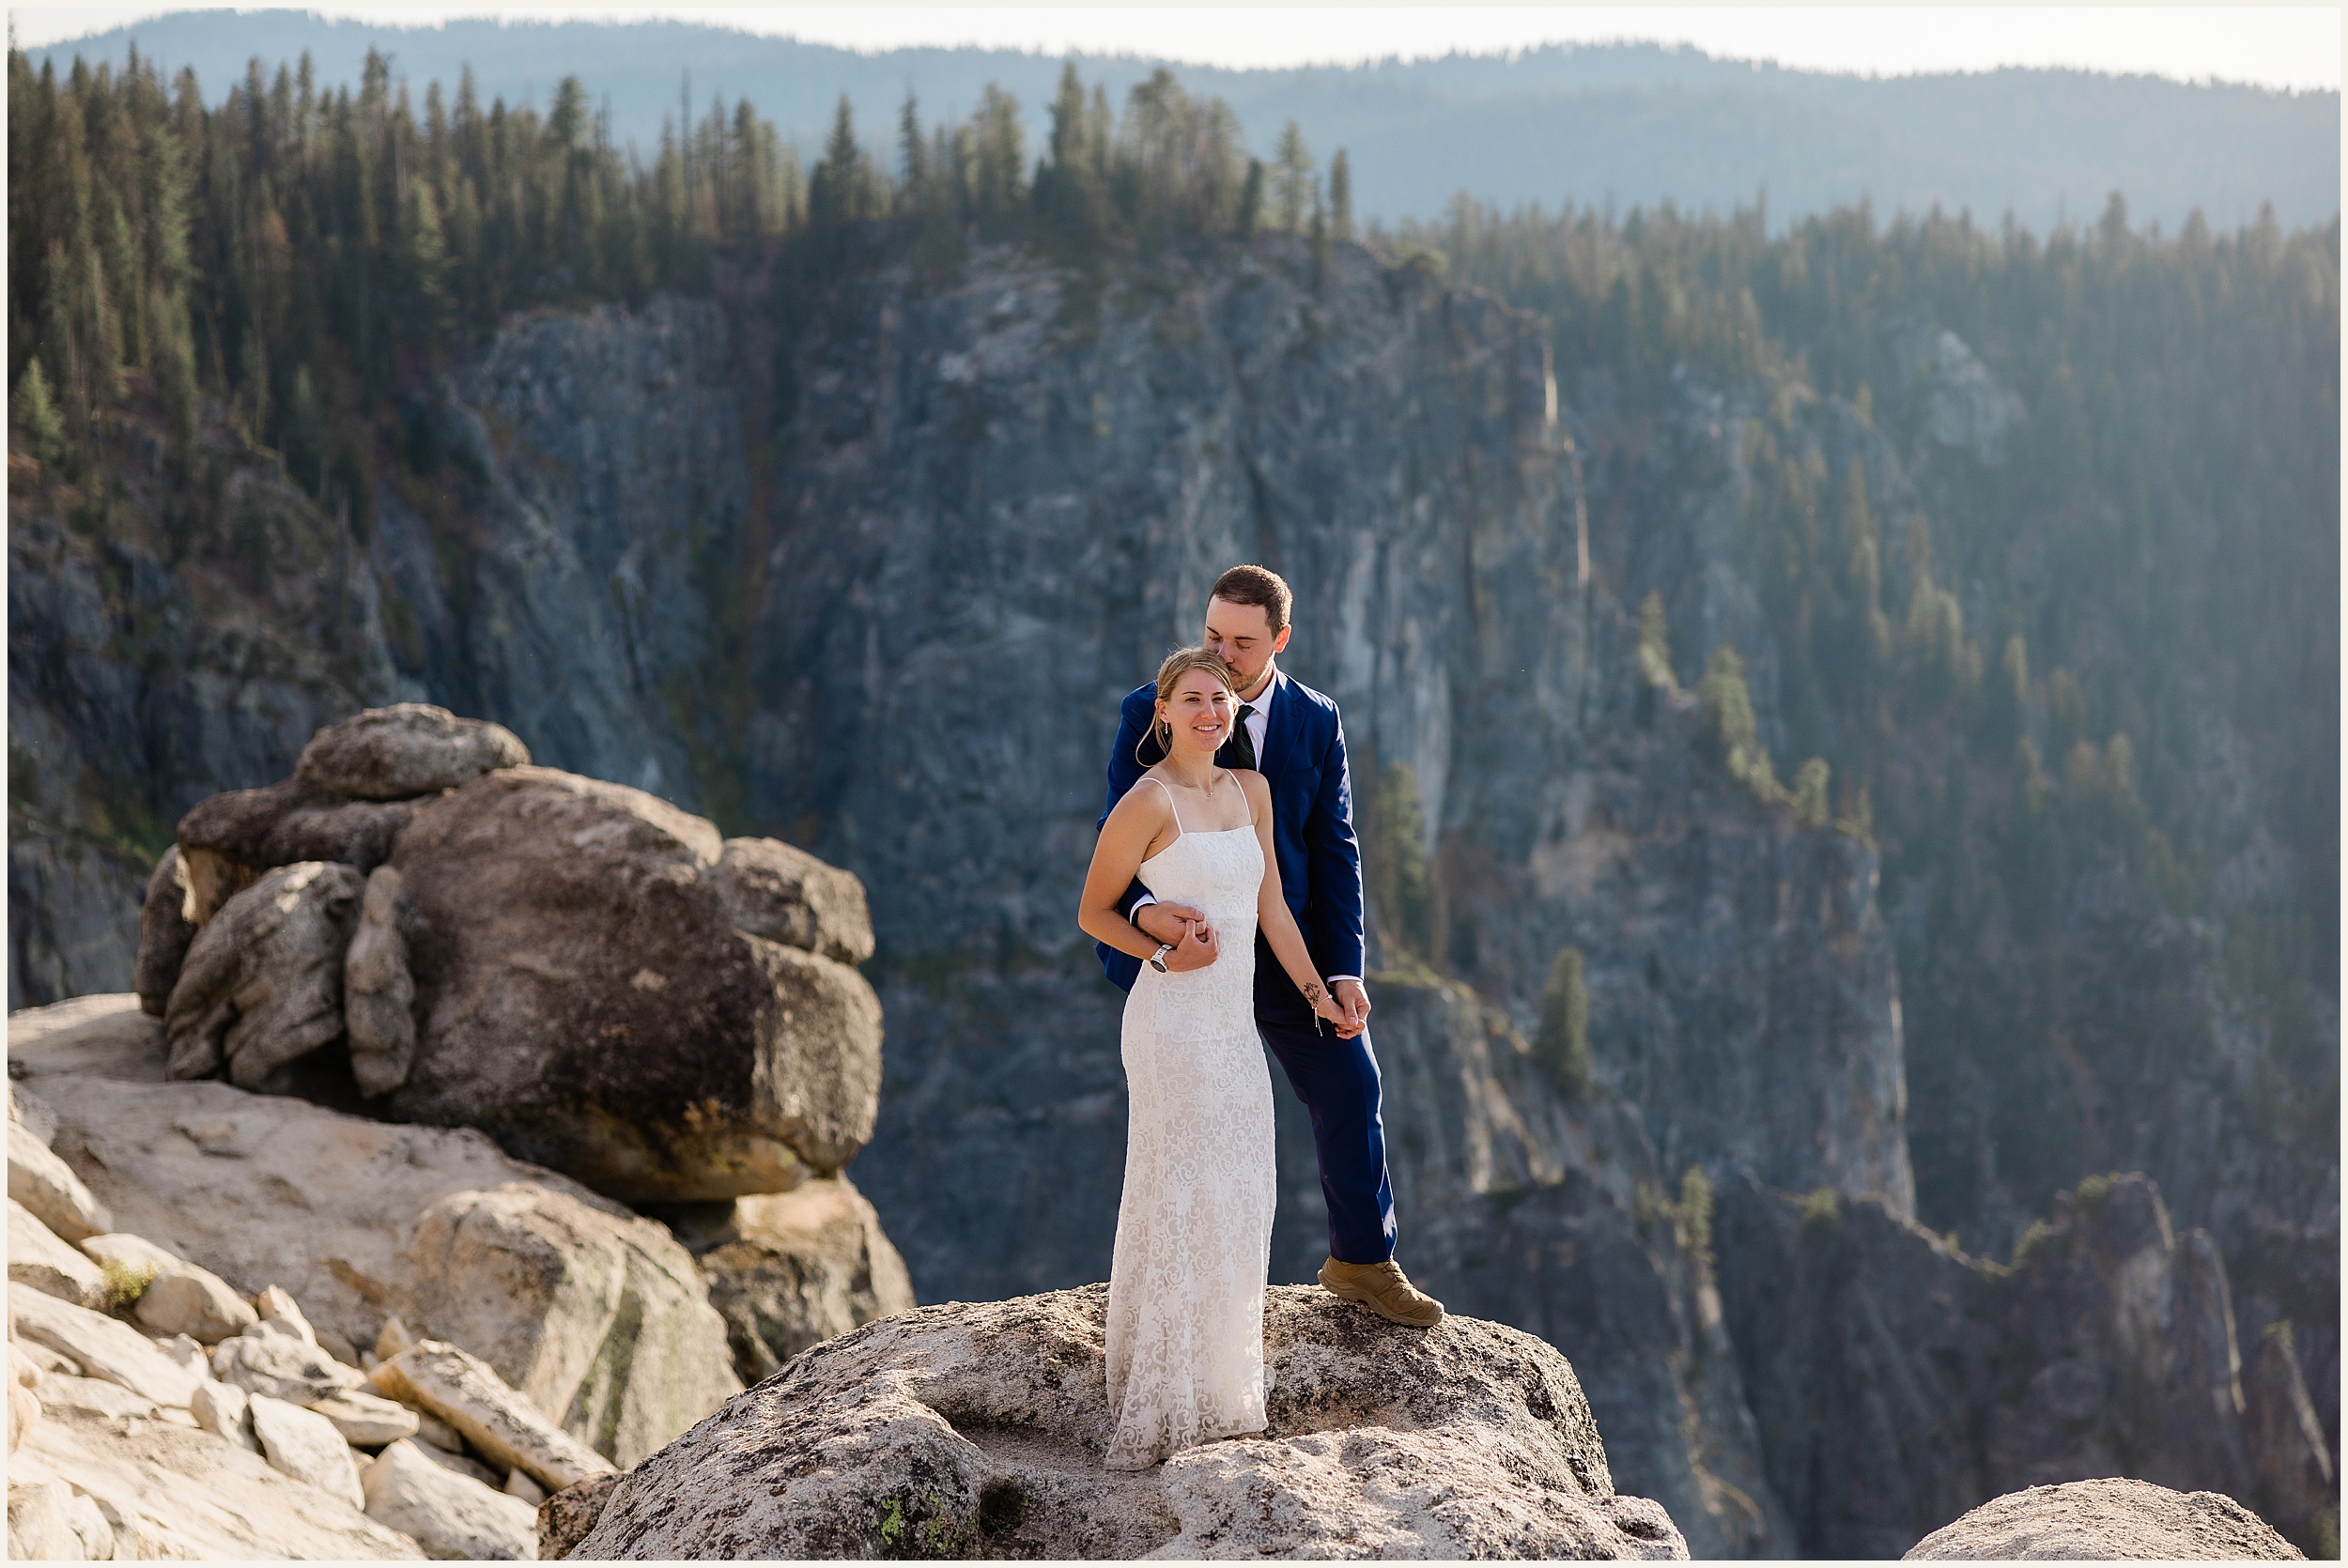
374;765;882;1200
1904;1478;2303;1560
10;992;742;1467
126;700;886;1206
567;1284;1689;1560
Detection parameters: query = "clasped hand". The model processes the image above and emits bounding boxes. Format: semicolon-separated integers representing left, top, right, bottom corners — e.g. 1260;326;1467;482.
1135;902;1367;1037
1140;901;1222;972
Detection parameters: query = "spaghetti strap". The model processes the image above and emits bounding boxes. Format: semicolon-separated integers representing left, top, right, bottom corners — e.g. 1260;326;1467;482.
1144;775;1183;840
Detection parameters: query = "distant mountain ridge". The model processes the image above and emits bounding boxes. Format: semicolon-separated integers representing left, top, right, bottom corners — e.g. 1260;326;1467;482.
27;11;2340;232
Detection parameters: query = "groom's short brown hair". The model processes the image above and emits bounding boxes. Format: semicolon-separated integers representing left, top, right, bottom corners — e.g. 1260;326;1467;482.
1210;565;1292;635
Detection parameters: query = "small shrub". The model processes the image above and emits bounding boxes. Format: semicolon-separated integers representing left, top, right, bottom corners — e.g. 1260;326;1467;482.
2075;1172;2117;1211
1792;757;1831;828
100;1259;157;1313
2012;1218;2052;1266
1536;945;1592;1097
1678;1165;1714;1274
1699;643;1785;803
1799;1186;1839;1238
1636;592;1676;690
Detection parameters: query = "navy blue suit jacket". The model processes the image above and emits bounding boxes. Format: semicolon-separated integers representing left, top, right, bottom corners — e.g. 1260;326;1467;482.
1095;671;1366;1007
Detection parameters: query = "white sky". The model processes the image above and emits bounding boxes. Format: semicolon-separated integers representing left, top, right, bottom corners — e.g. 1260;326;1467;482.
8;4;2341;91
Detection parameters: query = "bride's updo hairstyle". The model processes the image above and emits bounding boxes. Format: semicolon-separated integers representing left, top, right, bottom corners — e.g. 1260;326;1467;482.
1142;646;1241;761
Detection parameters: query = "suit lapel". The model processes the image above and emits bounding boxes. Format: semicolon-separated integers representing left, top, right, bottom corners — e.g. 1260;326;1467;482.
1255;671;1295;780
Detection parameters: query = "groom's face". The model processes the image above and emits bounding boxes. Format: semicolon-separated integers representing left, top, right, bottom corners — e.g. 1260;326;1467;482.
1204;596;1290;697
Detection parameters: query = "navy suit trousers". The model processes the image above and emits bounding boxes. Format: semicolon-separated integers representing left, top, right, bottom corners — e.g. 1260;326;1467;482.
1256;982;1398;1266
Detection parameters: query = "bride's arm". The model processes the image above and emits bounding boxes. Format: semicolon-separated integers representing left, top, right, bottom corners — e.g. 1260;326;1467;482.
1079;786;1218;970
1244;773;1354;1034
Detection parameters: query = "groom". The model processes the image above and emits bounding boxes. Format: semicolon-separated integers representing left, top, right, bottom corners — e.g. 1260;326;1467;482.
1098;564;1444;1329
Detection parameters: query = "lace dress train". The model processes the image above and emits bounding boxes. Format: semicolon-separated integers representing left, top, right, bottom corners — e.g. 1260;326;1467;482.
1104;798;1277;1471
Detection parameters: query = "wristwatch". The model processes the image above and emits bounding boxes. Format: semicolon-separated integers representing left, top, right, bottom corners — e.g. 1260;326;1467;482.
1149;944;1175;973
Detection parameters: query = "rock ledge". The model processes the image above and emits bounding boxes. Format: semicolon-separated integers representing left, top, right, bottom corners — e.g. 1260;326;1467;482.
1904;1477;2304;1560
567;1284;1688;1560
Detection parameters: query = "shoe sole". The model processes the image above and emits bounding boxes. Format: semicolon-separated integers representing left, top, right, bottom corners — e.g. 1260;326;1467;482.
1319;1276;1444;1329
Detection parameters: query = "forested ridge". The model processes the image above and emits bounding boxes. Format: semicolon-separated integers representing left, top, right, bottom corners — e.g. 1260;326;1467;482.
9;39;2336;1305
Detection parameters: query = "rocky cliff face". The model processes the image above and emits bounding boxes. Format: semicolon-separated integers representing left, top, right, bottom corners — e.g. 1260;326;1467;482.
743;238;1912;1311
9;233;2332;1556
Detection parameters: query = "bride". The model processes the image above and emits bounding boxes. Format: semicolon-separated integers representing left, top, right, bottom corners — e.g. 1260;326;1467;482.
1077;646;1352;1470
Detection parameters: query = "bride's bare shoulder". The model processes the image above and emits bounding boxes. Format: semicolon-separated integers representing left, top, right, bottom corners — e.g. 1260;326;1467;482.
1107;772;1174;829
1230;768;1272;807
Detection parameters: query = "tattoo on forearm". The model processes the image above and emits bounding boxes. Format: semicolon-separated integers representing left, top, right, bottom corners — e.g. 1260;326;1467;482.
1304;980;1327;1007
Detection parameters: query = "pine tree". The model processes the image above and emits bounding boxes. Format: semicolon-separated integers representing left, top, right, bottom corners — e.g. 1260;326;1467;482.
1328;147;1352;239
1272;120;1312;232
897;89;925;210
14;356;65;469
811;94;865;227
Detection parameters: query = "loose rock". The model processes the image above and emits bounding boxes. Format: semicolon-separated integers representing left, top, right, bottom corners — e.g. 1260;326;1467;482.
712;836;876;965
402;1182;740;1468
412;1409;464;1453
37;1373;161;1422
372;1340;615;1493
570;1284;1689;1560
1904;1477;2304;1560
347;865;421;1096
138;1268;260;1344
249;1392;365;1508
254;1284;318;1343
176;777;421;916
298;703;531;801
9;1198;106;1309
83;1233;258;1343
190;1378;258;1452
8;1119;112;1241
363;1438;540;1560
164;861;364;1086
8;1345;42;1454
7;1476;111;1560
413;1436;503;1487
211;1321;367;1405
311;1387;424;1447
8;1283;201;1407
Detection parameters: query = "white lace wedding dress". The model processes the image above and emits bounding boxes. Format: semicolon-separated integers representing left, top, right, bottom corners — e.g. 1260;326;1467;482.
1104;776;1277;1470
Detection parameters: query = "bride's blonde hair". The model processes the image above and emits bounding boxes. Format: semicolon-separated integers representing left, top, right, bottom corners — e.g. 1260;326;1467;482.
1141;646;1241;761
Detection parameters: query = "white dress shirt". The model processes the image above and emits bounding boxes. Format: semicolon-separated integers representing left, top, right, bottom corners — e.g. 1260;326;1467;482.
1135;669;1359;987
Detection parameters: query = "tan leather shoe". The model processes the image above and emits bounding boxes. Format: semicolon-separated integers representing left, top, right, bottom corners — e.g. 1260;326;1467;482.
1319;1256;1444;1328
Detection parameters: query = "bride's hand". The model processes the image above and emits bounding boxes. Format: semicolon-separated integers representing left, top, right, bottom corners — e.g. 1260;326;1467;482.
1162;917;1221;973
1303;979;1353;1034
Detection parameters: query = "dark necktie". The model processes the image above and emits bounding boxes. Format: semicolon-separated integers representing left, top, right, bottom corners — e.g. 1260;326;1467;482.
1225;704;1259;771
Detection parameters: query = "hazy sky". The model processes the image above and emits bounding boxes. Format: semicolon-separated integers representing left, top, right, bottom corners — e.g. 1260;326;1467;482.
9;4;2340;90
